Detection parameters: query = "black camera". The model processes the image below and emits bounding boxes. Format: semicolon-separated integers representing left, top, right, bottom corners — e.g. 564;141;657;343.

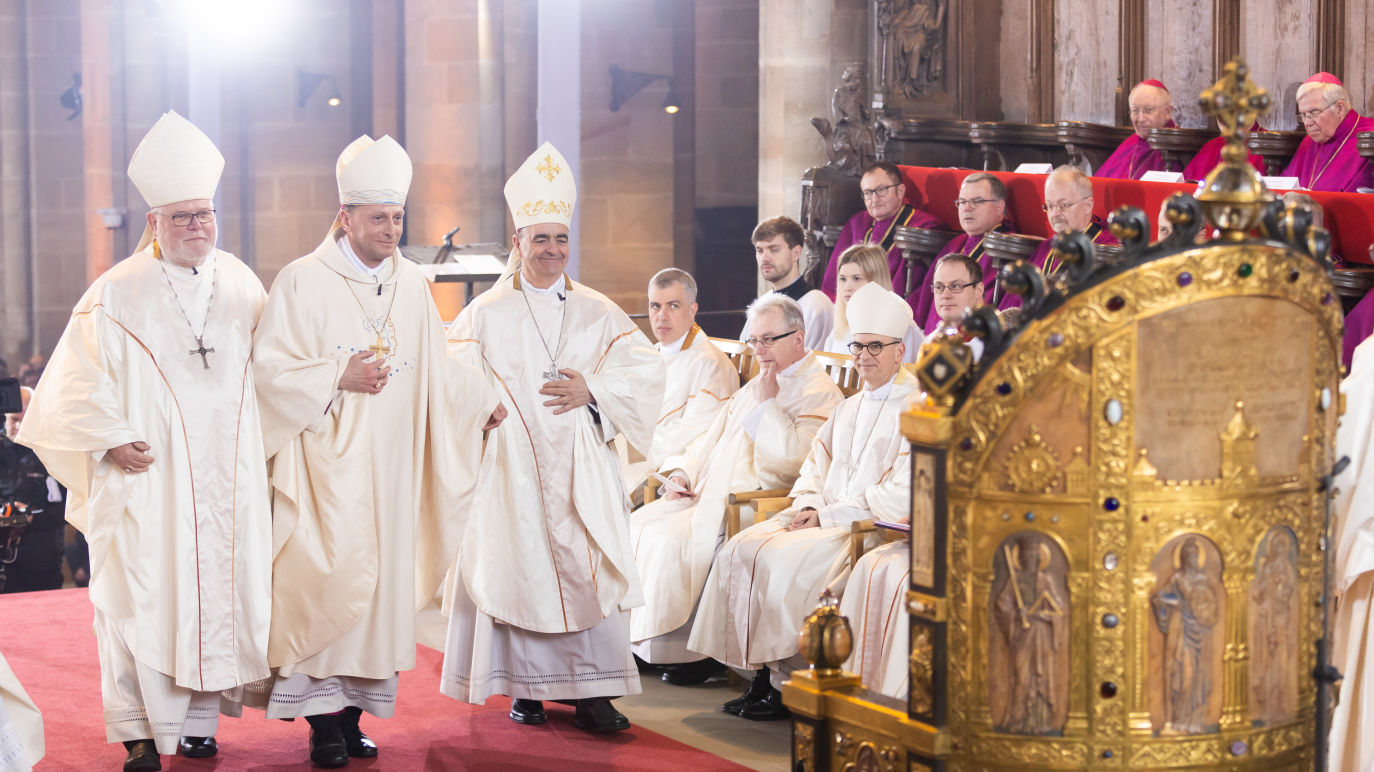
0;378;19;416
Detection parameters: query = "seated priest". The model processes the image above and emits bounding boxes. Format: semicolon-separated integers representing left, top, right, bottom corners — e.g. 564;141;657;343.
1095;79;1177;180
914;172;1012;331
820;160;943;309
925;253;986;364
1281;72;1374;192
622;268;740;501
688;283;916;720
740;216;835;350
630;293;842;684
1182;120;1264;182
1001;166;1117;310
838;530;915;701
823;243;924;362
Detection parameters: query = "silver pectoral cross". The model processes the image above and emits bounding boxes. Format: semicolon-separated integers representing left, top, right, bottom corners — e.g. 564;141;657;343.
543;362;568;381
189;337;214;370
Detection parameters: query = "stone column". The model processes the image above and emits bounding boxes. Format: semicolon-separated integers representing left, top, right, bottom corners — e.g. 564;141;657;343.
0;0;32;363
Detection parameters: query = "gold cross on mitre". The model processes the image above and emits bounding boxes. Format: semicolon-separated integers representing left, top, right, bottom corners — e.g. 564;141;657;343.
536;154;560;183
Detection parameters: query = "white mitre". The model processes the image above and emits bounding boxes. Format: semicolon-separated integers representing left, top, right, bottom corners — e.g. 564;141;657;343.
847;283;913;339
330;134;413;234
127;110;225;252
504;141;576;230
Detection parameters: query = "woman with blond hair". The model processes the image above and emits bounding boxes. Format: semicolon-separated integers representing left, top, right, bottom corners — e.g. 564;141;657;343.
824;244;923;362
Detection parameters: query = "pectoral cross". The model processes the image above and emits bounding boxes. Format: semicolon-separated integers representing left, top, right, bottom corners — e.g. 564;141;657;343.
368;333;391;357
189;337;214;370
543;362;567;381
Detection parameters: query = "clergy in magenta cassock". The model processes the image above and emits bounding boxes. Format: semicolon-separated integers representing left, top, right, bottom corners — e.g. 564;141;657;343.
1281;72;1374;192
1182;122;1264;182
1095;79;1178;180
441;142;665;734
820;160;943;310
1001;166;1117;310
914;172;1013;331
16;111;271;767
249;135;500;767
629;294;842;680
688;284;915;721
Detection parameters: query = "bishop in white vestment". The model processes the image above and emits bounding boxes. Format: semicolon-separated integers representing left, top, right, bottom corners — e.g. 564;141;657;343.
441;142;664;734
621;268;739;497
17;112;271;768
631;293;842;678
689;283;916;720
250;136;498;767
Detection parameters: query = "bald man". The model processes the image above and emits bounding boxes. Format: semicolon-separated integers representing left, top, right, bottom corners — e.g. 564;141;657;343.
1096;80;1178;180
1001;166;1117;309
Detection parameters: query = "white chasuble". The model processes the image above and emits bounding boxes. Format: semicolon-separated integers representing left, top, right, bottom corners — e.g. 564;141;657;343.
687;368;915;671
840;541;911;700
440;273;663;703
1330;337;1374;770
0;652;42;772
17;247;271;697
628;352;842;653
252;235;497;686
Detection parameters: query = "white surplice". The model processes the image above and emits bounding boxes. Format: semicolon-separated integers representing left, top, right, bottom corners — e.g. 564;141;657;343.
250;234;496;718
16;247;271;753
687;368;915;673
628;352;843;663
0;652;42;772
840;541;911;700
1329;337;1374;770
442;272;664;702
621;325;739;495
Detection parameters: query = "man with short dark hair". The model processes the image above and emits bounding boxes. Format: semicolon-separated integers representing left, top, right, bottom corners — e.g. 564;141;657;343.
925;253;986;364
820;161;942;307
743;216;834;350
914;172;1010;331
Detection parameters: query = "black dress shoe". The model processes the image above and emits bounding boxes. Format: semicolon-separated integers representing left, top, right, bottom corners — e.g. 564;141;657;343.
633;654;660;674
661;658;726;686
339;707;378;758
739;687;791;721
573;698;630;733
720;668;772;715
509;699;548;725
177;735;217;758
122;739;161;772
305;714;349;769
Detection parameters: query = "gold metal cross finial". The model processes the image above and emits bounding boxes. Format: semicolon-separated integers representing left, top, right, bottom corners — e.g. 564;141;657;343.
369;333;391;357
1198;59;1271;162
536;154;560;183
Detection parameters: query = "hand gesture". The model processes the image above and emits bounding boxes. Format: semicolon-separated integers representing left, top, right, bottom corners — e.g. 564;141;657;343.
340;352;390;395
483;403;508;431
787;507;820;530
540;369;595;415
663;474;694;501
756;361;780;401
107;441;154;474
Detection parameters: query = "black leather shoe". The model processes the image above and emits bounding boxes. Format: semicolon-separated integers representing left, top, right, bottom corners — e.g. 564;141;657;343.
177;735;217;758
633;654;659;674
339;707;378;758
739;687;791;721
305;714;349;769
720;668;772;715
509;699;548;725
122;740;161;772
573;698;630;733
661;658;726;686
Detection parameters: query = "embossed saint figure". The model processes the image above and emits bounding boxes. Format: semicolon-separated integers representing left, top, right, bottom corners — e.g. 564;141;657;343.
992;537;1067;735
1150;538;1222;735
892;0;946;95
1251;529;1297;725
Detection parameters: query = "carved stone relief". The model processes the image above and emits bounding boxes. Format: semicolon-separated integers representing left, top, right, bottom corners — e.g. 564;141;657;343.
988;531;1070;735
1148;533;1226;736
1249;526;1298;726
811;61;878;177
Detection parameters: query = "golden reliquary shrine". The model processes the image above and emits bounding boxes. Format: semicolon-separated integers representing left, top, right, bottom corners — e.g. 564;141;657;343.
784;61;1343;772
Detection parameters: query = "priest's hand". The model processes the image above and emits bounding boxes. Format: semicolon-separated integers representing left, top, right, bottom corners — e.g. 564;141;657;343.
757;361;780;401
540;369;595;414
663;473;694;501
108;441;154;474
340;352;390;395
483;403;508;431
787;508;820;530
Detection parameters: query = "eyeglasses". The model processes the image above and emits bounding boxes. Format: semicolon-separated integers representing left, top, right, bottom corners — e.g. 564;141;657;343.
930;281;977;295
1042;196;1091;214
1128;104;1168;118
954;198;997;209
163;209;216;227
1298;102;1337;123
745;329;798;349
846;340;902;357
861;183;900;199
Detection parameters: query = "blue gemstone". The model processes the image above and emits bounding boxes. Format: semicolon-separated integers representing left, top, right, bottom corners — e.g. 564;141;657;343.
1048;333;1064;348
1103;497;1120;511
1024;511;1035;522
1102;613;1119;628
1102;750;1114;760
996;382;1012;395
960;437;973;451
1230;741;1248;757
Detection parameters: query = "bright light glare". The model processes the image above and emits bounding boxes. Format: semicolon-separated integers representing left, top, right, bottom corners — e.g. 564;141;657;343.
169;0;288;53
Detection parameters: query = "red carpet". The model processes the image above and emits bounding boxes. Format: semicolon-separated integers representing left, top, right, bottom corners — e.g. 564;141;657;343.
2;588;747;770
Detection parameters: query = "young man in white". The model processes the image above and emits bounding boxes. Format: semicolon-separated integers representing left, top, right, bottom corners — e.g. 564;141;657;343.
690;283;916;720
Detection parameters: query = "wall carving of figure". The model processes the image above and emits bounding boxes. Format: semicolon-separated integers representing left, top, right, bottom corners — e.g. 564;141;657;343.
811;62;878;177
1149;534;1225;736
988;531;1069;736
892;0;946;96
1249;526;1298;726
